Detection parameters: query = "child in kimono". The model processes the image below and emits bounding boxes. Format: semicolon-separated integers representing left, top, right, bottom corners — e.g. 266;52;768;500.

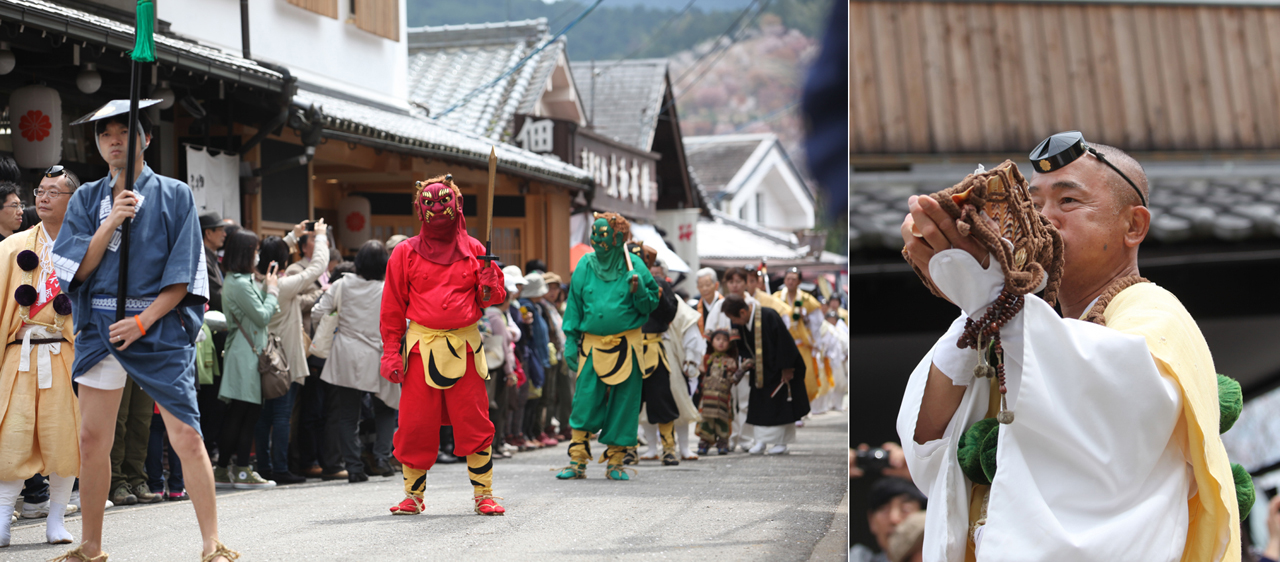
696;330;748;455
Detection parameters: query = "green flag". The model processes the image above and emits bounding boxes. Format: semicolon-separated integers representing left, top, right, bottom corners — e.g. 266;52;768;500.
130;0;155;63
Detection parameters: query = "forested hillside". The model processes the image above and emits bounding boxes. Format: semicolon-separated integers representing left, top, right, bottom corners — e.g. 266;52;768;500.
407;0;830;61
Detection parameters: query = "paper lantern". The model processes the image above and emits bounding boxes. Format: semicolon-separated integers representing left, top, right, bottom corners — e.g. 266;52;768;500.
10;85;62;169
337;195;371;250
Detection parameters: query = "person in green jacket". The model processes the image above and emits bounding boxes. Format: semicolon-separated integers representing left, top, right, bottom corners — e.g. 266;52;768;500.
555;213;659;481
214;229;279;489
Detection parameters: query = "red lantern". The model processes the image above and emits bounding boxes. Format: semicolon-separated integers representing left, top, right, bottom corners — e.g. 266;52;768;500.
10;85;62;169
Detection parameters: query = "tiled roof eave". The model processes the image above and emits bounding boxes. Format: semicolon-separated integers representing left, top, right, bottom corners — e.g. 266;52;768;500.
318;115;591;189
0;0;287;92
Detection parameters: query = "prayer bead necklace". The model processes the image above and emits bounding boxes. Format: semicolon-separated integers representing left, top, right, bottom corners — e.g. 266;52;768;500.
958;289;1024;424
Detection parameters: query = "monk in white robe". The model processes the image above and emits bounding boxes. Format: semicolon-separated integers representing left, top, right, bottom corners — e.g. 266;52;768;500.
897;144;1237;562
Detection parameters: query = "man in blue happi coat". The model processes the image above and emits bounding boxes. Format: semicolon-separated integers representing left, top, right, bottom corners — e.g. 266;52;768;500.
50;100;237;562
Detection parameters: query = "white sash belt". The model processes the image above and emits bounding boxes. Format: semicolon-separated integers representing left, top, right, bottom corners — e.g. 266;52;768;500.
17;324;61;389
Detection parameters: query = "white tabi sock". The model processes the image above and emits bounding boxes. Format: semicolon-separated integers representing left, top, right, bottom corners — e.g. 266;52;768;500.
641;423;660;457
0;479;23;547
675;422;693;457
45;474;74;544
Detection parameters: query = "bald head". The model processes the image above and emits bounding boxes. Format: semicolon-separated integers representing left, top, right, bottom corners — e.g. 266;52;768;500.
1089;143;1149;213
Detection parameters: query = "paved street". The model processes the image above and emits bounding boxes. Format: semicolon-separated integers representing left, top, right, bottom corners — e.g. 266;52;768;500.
6;411;848;562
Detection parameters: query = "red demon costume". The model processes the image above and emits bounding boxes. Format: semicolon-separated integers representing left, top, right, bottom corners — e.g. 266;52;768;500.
380;175;506;516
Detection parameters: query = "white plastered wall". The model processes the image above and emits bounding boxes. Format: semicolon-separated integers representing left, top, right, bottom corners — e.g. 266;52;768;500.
163;0;409;109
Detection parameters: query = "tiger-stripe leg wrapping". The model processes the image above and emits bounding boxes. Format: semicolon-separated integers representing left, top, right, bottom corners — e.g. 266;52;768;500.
658;422;676;455
602;445;634;481
568;429;592;463
467;446;495;496
403;466;427;499
556;429;592;479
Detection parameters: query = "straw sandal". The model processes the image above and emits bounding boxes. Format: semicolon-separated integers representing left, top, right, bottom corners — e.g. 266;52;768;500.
473;494;505;516
199;540;240;562
47;545;107;562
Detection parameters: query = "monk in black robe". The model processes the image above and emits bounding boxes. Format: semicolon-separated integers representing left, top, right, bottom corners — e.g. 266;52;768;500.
723;295;808;455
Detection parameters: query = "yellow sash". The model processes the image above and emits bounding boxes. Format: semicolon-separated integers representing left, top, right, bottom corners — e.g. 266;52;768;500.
578;327;642;386
641;333;668;380
405;321;488;390
965;379;1002;562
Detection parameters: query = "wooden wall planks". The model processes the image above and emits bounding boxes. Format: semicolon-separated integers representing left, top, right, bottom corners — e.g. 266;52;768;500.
850;1;1280;155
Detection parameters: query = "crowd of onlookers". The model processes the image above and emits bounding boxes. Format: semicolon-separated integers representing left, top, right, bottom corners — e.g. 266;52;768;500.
8;189;850;523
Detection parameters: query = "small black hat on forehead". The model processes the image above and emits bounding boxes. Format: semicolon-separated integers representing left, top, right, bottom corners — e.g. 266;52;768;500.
71;99;162;137
1029;130;1147;207
1029;131;1088;174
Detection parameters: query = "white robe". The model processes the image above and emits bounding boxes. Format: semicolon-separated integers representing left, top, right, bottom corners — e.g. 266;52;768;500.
898;250;1191;562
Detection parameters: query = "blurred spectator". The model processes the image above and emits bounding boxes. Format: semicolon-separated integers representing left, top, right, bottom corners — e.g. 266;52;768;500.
145;406;186;501
502;266;534;450
887;511;926;562
1261;495;1280;562
538;272;571;441
850;442;910;480
695;268;723;337
313;240;398;482
198;211;228;461
215;228;278;490
386;234;409;252
111;380;159;506
0;182;22;240
482;290;520;458
519;272;553;447
850;477;927;562
257;221;329;485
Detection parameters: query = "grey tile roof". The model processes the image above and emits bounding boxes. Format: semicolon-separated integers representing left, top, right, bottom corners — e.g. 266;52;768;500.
851;164;1280;252
571;59;669;151
684;134;770;198
0;0;285;90
700;213;846;265
295;89;589;185
407;19;563;141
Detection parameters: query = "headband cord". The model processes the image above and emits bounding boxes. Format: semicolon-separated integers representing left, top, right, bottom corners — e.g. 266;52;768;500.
1086;147;1146;207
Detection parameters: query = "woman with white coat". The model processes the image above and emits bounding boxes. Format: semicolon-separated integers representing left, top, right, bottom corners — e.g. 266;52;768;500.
313;240;399;482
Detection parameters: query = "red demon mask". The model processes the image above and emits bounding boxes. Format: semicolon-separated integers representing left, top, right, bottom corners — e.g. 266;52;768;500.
407;174;474;265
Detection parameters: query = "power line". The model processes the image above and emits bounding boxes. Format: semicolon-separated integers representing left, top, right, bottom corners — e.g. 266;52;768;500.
596;0;699;73
637;0;769;133
673;0;769;95
732;100;799;133
434;0;606;120
671;0;761;87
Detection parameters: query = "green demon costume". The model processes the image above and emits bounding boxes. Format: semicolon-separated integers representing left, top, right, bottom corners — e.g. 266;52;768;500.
556;213;659;481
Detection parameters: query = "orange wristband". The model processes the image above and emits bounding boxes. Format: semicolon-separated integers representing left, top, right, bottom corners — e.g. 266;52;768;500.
134;315;146;336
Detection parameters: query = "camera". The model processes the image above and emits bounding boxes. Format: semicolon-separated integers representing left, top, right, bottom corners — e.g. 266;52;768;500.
305;220;315;232
855;447;891;473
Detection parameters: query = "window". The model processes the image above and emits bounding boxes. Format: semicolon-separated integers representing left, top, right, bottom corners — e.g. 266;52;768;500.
756;193;764;223
352;0;399;41
287;0;338;19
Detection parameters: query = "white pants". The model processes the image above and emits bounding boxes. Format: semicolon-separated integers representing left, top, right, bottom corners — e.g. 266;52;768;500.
753;423;796;446
76;355;129;390
730;377;754;449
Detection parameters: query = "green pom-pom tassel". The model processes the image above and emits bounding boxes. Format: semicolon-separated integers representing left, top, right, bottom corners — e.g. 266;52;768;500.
1232;463;1255;520
958;418;999;486
1218;374;1243;433
130;0;156;63
980;423;999;482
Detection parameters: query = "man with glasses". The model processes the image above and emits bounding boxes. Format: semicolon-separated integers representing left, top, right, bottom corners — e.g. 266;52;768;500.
896;132;1238;561
0;182;24;240
0;162;81;547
